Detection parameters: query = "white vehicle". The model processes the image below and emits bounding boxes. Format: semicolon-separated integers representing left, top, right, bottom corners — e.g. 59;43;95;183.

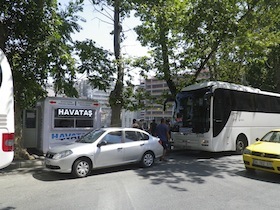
22;97;101;153
45;127;163;178
0;49;15;169
171;81;280;153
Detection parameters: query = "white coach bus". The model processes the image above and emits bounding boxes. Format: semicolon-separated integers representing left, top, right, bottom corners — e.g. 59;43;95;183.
0;49;15;169
171;81;280;153
22;97;101;153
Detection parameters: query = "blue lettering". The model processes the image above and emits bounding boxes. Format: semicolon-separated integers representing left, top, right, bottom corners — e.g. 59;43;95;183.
51;133;85;141
59;133;65;140
51;133;59;139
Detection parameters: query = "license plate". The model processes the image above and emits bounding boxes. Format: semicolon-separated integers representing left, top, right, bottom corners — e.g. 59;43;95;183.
253;159;272;167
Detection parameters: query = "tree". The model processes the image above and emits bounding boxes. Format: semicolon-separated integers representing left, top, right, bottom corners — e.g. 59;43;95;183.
0;0;84;158
75;39;115;91
134;0;189;99
133;0;280;99
246;44;280;93
91;0;135;126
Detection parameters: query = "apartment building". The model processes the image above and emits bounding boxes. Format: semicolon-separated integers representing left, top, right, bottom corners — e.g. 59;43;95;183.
140;78;173;125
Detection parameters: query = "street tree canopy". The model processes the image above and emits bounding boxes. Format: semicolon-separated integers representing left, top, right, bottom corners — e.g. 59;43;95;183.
133;0;280;99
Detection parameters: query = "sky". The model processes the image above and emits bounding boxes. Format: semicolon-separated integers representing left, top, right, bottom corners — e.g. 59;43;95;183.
59;0;148;57
58;0;148;84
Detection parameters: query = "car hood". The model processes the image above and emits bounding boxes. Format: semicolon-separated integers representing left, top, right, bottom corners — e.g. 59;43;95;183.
48;142;93;153
247;141;280;154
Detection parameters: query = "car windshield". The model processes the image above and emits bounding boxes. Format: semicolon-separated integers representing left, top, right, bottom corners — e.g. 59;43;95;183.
76;129;105;143
261;131;280;143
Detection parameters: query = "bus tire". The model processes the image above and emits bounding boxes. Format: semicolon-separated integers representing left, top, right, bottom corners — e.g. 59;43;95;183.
236;136;247;154
72;158;92;178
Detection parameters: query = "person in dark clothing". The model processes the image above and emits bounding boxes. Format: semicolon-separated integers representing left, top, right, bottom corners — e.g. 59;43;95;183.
165;119;172;151
132;119;139;128
156;118;170;161
149;119;157;136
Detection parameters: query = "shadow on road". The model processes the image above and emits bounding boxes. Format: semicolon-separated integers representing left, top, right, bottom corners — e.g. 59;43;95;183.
32;150;280;187
32;164;141;181
237;169;280;184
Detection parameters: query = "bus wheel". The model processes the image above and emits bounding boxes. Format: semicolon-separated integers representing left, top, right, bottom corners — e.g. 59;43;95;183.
236;137;247;154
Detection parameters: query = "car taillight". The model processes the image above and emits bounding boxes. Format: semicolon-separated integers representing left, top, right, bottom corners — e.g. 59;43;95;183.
2;133;14;152
158;140;162;145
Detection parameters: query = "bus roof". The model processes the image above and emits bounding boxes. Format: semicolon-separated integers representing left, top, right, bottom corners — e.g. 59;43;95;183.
181;81;280;97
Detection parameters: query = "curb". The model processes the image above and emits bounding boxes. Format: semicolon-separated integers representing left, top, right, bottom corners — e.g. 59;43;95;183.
0;157;45;175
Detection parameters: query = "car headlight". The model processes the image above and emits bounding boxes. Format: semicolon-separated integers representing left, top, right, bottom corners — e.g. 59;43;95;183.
53;150;73;160
243;148;252;155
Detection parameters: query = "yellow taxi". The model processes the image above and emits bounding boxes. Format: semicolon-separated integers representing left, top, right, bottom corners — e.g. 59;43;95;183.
243;129;280;174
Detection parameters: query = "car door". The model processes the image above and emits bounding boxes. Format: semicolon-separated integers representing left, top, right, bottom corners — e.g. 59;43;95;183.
94;131;125;168
122;130;149;163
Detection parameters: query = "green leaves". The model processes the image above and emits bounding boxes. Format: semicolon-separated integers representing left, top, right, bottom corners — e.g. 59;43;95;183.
75;39;115;91
1;0;85;108
132;0;280;93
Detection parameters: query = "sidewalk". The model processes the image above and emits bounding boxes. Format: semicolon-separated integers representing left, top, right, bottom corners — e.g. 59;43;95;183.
0;155;45;175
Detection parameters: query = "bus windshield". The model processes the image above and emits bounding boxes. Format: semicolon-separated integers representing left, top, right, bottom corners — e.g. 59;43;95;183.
175;87;211;133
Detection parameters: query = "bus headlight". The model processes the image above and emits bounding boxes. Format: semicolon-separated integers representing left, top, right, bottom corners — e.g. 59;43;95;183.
53;150;73;160
243;148;252;155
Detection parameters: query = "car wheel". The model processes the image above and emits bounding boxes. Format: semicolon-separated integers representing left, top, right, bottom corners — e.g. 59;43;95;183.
72;158;91;178
141;151;155;168
236;138;247;154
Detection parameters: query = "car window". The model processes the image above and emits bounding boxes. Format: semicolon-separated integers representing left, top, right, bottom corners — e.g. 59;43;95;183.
138;132;149;141
262;131;280;142
76;129;105;143
102;131;122;144
125;131;139;142
270;132;280;142
125;131;150;142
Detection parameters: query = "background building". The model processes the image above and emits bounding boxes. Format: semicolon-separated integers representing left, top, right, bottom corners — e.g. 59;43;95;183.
47;77;176;129
75;79;112;127
140;78;173;126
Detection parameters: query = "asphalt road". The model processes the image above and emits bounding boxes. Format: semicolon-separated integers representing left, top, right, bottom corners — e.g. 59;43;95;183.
1;150;280;210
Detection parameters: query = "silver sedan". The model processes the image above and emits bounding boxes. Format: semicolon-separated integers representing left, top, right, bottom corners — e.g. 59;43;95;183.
45;127;163;178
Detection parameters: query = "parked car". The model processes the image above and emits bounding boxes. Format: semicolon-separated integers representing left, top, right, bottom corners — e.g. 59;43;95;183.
243;129;280;174
45;127;163;178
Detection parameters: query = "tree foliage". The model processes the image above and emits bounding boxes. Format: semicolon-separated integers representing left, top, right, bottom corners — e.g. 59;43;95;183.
90;0;137;126
75;39;115;91
1;0;85;109
133;0;280;98
0;0;86;157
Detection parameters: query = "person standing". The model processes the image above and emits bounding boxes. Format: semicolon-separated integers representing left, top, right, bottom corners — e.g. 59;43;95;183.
149;119;157;136
132;119;139;128
156;118;170;161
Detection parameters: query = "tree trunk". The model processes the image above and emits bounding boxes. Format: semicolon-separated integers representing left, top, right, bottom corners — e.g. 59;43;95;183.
14;100;32;159
158;11;177;98
109;0;124;127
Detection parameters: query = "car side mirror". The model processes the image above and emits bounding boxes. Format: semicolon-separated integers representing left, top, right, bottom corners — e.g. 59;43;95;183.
97;141;107;147
256;138;260;141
